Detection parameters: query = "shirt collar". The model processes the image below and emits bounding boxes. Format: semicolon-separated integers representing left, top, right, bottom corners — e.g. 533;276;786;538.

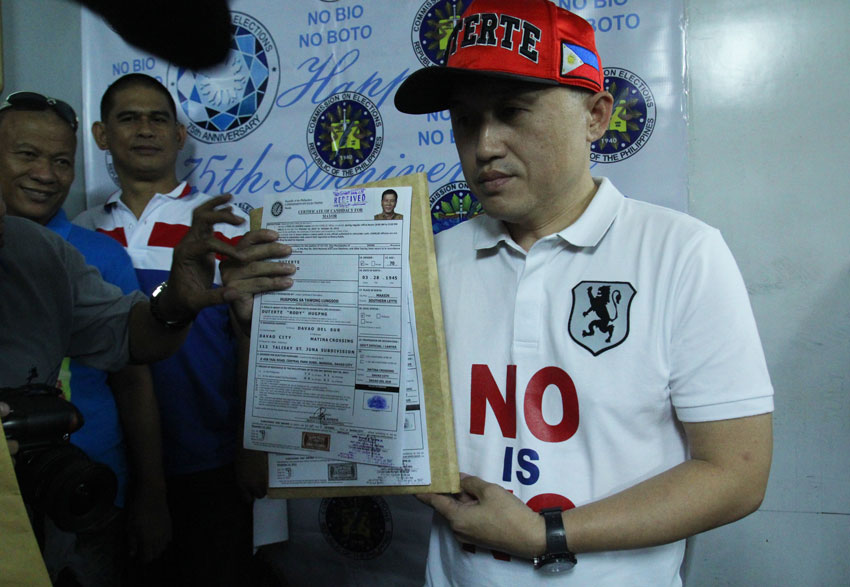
104;181;191;209
471;214;512;251
471;177;623;252
45;208;72;239
556;177;622;248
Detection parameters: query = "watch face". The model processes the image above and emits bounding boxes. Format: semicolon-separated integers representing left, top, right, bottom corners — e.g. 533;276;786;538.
538;557;577;574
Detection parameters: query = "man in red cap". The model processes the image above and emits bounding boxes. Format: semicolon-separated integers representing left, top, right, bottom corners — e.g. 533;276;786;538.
395;1;773;585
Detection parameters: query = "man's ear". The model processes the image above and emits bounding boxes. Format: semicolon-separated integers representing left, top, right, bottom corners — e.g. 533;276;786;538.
176;123;188;150
91;121;109;151
587;91;614;143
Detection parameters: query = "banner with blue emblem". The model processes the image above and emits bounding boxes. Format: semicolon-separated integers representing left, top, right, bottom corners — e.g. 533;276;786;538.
80;1;685;584
81;0;687;233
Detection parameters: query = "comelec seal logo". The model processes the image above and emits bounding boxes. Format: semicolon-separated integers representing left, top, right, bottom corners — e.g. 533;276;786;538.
412;0;471;67
591;68;656;163
166;11;280;144
307;92;383;178
430;181;483;234
318;496;393;560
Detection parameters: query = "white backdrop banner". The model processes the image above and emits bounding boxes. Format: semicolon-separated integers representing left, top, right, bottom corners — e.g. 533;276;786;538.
81;1;685;584
81;0;687;232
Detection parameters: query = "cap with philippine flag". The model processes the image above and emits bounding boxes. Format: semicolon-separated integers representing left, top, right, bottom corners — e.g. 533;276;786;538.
395;0;603;114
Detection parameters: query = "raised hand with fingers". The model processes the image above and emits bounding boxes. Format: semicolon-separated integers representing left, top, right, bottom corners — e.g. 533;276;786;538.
220;227;295;333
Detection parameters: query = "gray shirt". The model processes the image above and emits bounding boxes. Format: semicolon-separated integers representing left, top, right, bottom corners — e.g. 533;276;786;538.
0;217;146;388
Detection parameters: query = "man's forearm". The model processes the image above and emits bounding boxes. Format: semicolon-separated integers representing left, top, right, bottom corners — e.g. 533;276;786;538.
108;364;172;561
423;414;773;559
109;364;166;490
564;417;772;553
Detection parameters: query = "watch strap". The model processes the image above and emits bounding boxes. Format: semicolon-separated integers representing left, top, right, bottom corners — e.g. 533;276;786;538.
542;507;568;555
533;507;577;572
149;281;193;330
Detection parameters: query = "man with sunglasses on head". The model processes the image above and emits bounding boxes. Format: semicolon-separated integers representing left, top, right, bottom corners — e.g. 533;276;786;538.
394;1;774;585
0;91;172;585
0;91;294;585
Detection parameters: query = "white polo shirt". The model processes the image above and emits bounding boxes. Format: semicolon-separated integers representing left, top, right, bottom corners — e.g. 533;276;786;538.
426;178;774;586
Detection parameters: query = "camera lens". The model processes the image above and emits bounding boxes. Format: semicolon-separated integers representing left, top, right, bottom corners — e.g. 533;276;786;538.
18;443;118;533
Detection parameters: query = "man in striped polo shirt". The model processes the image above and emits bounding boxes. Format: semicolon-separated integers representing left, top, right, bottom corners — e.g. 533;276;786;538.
76;74;260;586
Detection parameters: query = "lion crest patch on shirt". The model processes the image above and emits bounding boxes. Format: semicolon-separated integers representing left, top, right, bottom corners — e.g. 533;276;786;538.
569;281;636;356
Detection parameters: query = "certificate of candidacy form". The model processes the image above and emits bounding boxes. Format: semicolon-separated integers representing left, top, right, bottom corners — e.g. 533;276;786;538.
267;290;432;488
245;186;413;467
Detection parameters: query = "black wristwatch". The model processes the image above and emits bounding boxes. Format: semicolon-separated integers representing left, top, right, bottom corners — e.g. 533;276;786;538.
532;507;577;573
149;281;193;330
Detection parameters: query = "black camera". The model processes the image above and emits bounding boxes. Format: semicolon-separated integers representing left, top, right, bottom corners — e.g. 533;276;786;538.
1;384;117;533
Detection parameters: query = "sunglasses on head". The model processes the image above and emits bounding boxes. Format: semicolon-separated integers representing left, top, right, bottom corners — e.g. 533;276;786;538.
0;91;79;132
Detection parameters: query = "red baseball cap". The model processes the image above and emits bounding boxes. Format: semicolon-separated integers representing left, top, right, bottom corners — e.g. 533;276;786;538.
395;0;603;114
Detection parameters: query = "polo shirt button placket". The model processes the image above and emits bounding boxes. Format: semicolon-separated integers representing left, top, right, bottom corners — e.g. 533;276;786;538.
513;238;559;353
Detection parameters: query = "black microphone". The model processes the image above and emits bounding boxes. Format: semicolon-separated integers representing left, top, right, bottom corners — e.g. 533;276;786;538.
77;0;232;69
